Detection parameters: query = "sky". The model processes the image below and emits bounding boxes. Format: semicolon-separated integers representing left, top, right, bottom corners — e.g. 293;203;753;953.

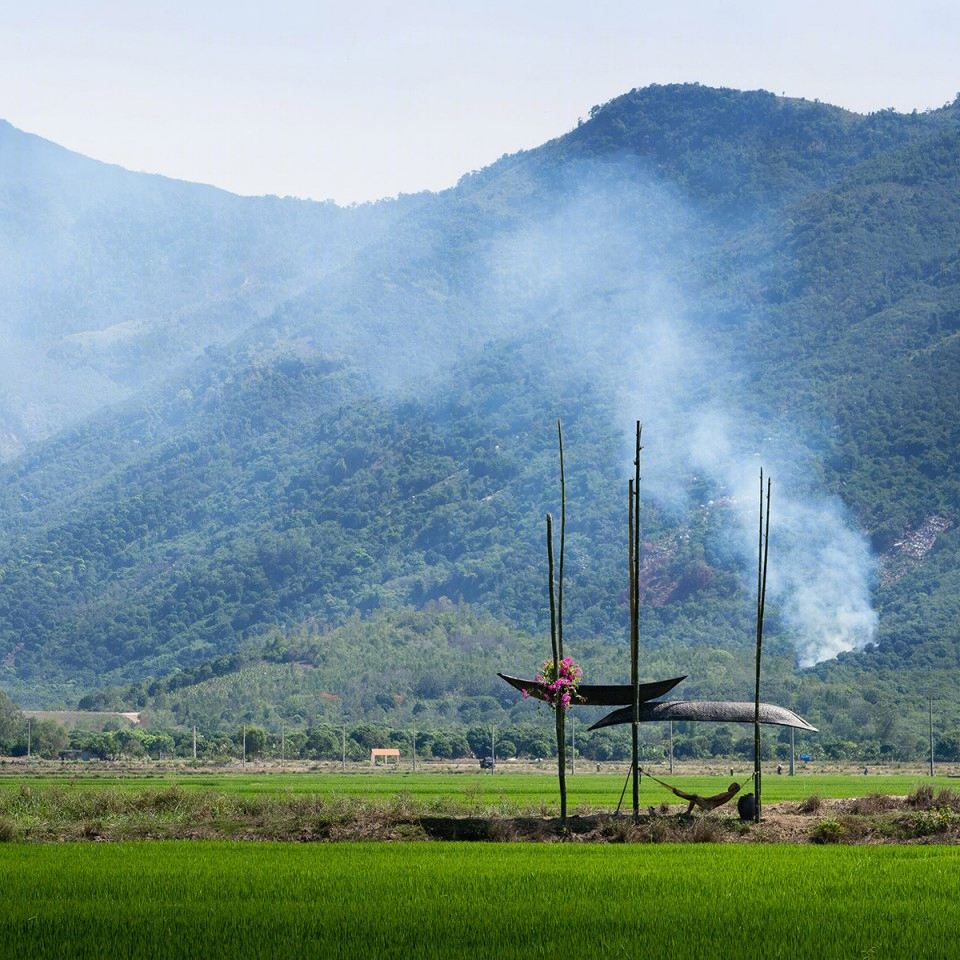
5;1;959;204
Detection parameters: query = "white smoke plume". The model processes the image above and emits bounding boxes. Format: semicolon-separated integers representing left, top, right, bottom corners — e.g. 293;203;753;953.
628;343;880;667
479;161;879;665
684;430;880;666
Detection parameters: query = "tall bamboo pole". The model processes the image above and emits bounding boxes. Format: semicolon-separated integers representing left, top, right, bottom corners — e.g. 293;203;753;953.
558;421;568;823
631;422;643;818
571;715;575;775
629;479;637;810
547;513;566;825
753;473;771;823
753;474;762;818
558;420;565;671
547;514;559;667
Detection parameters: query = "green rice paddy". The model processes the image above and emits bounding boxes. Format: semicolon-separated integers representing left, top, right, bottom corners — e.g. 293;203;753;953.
0;769;954;810
3;842;959;959
3;770;958;957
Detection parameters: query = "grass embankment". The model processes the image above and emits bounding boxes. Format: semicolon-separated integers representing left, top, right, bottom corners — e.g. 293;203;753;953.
3;843;960;959
2;776;960;843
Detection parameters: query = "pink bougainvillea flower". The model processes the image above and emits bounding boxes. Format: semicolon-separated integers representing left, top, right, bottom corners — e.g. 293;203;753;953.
535;657;583;711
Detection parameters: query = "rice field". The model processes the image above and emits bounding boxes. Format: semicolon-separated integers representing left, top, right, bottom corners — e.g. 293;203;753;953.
0;768;955;810
3;842;959;959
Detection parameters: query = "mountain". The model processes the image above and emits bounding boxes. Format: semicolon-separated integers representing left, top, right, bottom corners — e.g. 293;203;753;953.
0;119;415;459
2;84;960;759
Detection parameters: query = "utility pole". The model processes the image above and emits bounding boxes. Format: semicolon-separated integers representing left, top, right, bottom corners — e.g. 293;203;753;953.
412;727;417;772
790;727;795;776
669;721;673;775
193;725;197;760
490;726;496;771
27;718;31;759
242;724;246;766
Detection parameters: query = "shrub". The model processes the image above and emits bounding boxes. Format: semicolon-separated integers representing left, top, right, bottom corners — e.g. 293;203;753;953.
810;818;844;844
848;793;897;815
600;817;639;843
907;784;935;809
933;788;960;813
900;807;958;838
691;819;721;843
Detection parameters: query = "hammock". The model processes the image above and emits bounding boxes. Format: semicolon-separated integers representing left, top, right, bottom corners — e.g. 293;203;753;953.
641;768;742;813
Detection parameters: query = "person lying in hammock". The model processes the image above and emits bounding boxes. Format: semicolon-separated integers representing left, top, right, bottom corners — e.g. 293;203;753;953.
640;768;742;815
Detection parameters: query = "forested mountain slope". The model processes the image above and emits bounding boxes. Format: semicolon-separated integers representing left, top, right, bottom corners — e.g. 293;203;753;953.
1;85;960;755
0;120;412;458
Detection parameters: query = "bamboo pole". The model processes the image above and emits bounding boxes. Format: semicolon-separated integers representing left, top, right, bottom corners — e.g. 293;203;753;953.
753;473;771;823
753;474;762;819
548;515;559;667
547;513;566;825
629;477;636;806
571;715;575;775
558;421;568;823
631;422;643;818
558;420;565;670
669;720;674;775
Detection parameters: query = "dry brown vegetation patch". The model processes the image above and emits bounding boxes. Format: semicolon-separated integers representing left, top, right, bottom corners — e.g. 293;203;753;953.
4;785;960;844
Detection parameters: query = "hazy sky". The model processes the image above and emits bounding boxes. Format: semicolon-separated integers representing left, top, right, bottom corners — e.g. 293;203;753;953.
5;1;958;204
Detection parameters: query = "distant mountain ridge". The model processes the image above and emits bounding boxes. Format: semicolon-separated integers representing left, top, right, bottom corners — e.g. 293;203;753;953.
2;85;960;759
0;119;415;458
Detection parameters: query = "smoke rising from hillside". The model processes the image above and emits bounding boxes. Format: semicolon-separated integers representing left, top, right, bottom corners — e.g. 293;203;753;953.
670;416;879;666
480;164;878;665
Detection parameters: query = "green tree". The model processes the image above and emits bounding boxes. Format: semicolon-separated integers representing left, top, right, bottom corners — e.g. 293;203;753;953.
17;717;67;758
0;691;21;749
239;727;266;758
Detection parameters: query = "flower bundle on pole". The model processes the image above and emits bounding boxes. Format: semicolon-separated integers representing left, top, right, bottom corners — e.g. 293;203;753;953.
531;657;583;710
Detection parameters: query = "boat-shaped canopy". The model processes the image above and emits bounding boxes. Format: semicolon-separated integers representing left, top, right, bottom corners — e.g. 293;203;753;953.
497;672;685;707
588;700;817;732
